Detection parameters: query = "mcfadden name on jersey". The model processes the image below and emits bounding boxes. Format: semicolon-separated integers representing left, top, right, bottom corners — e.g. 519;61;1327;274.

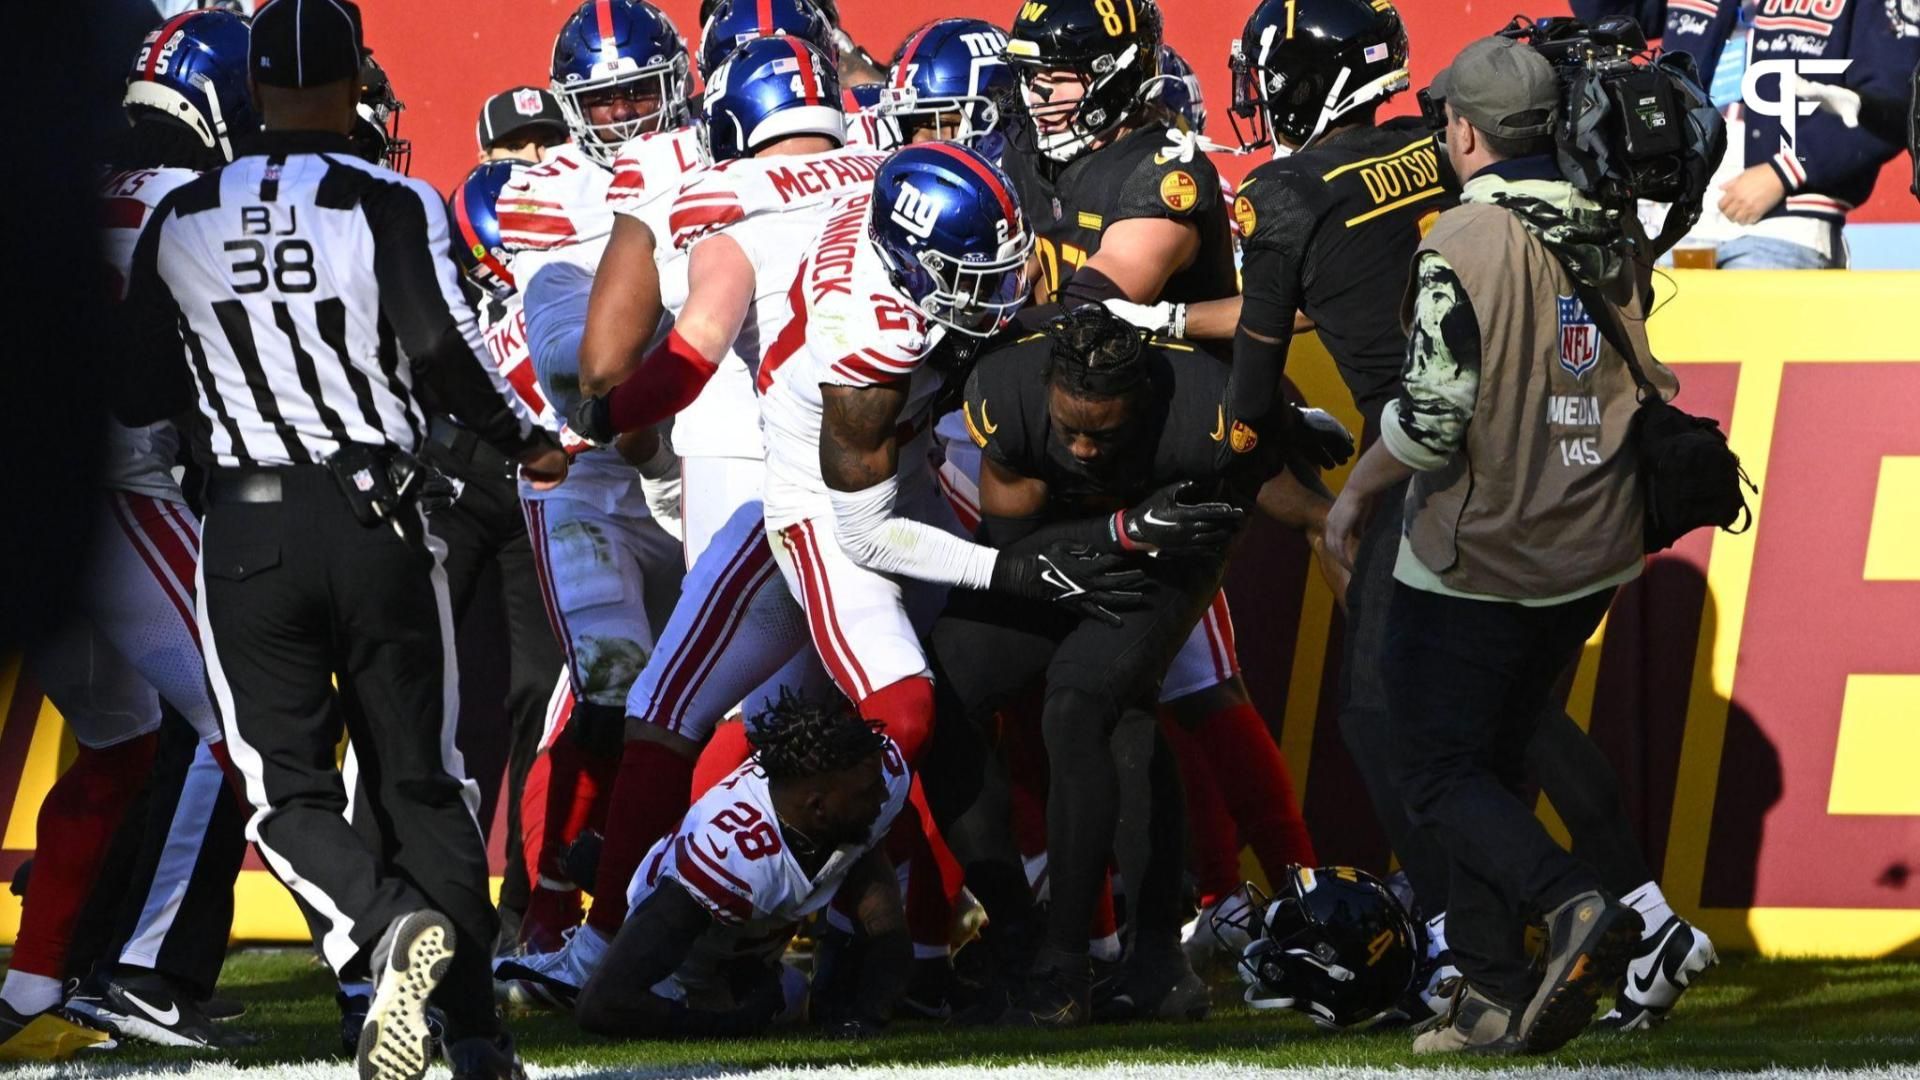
624;736;910;975
758;188;954;529
667;147;889;251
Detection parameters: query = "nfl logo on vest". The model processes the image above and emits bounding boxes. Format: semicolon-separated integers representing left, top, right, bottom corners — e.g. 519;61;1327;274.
1557;293;1600;379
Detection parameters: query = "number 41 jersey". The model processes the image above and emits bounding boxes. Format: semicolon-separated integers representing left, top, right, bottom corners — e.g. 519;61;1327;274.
624;736;910;965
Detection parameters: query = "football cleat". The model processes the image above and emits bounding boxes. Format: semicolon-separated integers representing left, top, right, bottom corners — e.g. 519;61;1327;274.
1601;915;1718;1031
0;999;116;1061
66;970;220;1049
357;910;455;1080
493;924;608;1011
1182;889;1254;968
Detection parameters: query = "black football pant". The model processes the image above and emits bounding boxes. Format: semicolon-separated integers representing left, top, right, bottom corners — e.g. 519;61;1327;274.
922;552;1219;965
1383;581;1618;1005
197;466;500;1041
1337;480;1651;919
421;431;567;922
68;712;248;1000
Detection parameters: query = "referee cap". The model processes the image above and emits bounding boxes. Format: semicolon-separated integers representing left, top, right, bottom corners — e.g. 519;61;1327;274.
1429;36;1557;140
477;87;567;152
251;0;365;89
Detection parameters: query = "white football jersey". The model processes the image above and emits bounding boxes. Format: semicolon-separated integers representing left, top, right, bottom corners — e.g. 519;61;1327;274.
496;143;615;285
473;293;640;510
102;166;195;504
844;106;888;150
759;190;953;529
660;147;889;462
625;736;910;991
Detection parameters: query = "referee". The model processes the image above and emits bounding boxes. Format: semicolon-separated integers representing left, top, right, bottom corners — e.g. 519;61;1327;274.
116;2;565;1078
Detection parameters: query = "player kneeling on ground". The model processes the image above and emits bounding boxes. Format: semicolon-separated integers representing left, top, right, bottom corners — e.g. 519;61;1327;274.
574;691;913;1039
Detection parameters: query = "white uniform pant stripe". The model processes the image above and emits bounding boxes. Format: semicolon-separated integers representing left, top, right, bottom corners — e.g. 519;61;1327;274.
195;551;362;971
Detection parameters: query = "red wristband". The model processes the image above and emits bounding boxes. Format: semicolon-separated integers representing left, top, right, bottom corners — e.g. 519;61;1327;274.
1111;510;1140;552
607;327;721;434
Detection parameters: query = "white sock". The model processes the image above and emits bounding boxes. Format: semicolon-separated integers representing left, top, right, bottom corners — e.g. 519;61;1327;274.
1622;880;1676;938
1089;933;1122;963
1425;912;1449;959
0;971;62;1015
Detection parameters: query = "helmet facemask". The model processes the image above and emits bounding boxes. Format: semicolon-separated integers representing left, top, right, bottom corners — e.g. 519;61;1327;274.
891;224;1033;338
555;52;692;167
875;86;1004;151
1009;46;1147;164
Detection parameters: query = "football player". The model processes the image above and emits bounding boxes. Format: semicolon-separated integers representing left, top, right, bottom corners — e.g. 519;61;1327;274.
922;306;1348;1026
9;11;254;1059
873;18;1018;152
511;35;880;1007
574;691;912;1039
999;0;1325;952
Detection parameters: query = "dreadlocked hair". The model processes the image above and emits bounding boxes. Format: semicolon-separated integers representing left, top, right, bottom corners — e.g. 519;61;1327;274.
1044;303;1151;400
747;689;888;781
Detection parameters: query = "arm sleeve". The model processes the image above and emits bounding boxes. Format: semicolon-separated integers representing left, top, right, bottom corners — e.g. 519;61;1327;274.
522;261;596;411
114;197;199;427
363;177;551;458
1226;172;1316;432
829;476;1003;588
1381;251;1481;471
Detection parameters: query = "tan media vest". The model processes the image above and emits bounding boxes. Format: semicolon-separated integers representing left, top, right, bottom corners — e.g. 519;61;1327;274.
1398;200;1675;600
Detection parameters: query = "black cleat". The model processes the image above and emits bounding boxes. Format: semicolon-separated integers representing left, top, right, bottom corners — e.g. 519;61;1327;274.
66;969;220;1049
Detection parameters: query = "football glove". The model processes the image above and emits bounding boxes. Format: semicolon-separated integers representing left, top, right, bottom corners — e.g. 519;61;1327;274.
1293;406;1355;469
1109;481;1245;553
991;541;1147;627
1103;297;1187;339
569;393;615;446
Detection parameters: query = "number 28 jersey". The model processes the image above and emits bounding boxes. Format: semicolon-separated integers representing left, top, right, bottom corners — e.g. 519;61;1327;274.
624;737;910;969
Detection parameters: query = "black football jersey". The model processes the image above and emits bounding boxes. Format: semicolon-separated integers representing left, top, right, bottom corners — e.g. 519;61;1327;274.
1235;117;1453;424
1002;121;1239;308
959;331;1281;516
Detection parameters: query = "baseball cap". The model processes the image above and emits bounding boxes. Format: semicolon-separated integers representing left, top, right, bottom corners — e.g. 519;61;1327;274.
477;87;568;151
1429;36;1558;139
250;0;365;89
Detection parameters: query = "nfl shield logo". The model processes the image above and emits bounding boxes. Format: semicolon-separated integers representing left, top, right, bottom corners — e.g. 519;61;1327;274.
513;88;545;116
1557;294;1600;379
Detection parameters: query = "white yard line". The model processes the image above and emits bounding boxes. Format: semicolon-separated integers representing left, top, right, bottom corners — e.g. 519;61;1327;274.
9;1064;1920;1080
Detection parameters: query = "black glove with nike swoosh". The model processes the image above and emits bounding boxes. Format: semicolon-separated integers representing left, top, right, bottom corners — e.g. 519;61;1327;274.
1108;481;1246;554
990;541;1147;627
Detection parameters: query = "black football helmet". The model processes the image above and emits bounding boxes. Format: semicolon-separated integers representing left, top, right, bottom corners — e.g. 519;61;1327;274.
1004;0;1162;163
1218;865;1418;1028
1229;0;1409;154
354;51;411;174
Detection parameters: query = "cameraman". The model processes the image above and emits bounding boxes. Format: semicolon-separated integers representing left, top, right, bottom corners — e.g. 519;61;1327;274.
1324;36;1677;1055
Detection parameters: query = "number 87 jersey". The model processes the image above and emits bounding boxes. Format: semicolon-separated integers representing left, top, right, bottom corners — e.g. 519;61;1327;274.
623;736;910;956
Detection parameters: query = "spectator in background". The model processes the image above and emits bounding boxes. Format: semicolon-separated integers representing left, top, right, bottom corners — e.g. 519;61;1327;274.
477;86;570;163
1575;0;1920;268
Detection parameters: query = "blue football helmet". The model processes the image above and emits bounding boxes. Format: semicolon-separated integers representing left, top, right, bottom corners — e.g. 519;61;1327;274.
124;10;257;162
449;161;525;301
702;36;844;162
551;0;692;167
877;19;1015;152
1152;44;1207;133
869;142;1033;338
697;0;835;81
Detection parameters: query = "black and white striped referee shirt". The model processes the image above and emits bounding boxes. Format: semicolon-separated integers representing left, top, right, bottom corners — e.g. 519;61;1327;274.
119;130;550;469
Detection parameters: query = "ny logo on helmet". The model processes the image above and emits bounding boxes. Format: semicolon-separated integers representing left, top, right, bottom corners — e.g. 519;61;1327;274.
890;181;942;240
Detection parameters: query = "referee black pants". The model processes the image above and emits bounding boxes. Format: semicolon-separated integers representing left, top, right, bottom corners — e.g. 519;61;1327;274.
197;466;499;1040
1337;479;1652;921
922;552;1220;966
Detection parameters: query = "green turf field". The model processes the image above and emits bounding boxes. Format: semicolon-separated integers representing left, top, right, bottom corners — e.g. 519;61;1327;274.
12;948;1918;1076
